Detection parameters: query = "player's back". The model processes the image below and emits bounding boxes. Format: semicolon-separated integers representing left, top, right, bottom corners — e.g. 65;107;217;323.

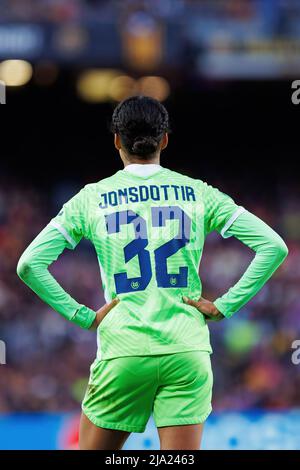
90;166;210;359
53;165;239;359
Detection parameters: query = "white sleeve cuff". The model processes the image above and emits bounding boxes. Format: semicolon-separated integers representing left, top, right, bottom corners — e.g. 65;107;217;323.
49;221;77;249
221;207;246;239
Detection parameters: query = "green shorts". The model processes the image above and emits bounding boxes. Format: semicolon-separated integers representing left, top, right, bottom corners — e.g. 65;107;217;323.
82;351;213;433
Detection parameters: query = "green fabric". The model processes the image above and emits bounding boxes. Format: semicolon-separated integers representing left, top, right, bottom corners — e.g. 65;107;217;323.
16;225;96;329
16;167;288;354
214;210;288;318
46;168;242;358
82;351;213;432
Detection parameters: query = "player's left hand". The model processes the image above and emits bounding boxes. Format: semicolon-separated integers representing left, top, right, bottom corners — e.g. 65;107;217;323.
182;296;225;322
90;297;120;330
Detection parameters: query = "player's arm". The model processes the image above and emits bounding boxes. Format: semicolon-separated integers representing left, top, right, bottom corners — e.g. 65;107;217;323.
184;183;288;320
17;187;118;329
17;225;118;329
17;225;96;328
212;210;288;318
185;211;288;319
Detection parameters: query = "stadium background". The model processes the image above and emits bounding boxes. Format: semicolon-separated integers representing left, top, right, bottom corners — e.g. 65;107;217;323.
0;0;300;449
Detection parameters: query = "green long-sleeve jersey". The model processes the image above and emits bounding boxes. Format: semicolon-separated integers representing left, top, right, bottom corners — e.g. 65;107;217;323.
17;165;288;359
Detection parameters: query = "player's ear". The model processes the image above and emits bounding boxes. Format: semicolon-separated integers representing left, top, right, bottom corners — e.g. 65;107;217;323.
114;133;122;150
160;133;168;150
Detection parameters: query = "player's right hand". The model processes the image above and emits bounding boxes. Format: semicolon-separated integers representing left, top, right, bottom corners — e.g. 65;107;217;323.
89;298;120;330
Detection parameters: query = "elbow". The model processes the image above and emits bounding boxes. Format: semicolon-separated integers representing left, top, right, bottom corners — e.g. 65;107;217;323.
16;257;32;281
274;238;289;263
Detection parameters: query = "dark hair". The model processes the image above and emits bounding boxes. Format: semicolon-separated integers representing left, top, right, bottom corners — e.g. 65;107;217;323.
111;96;170;158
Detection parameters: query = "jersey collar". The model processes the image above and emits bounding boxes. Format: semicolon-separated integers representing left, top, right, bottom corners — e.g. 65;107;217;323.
124;164;163;177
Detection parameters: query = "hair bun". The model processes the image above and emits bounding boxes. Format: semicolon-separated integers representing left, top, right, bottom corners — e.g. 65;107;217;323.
132;136;158;156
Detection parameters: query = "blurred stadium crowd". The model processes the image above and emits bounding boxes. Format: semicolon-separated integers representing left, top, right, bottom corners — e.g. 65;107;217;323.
0;0;183;21
1;0;300;24
0;177;299;413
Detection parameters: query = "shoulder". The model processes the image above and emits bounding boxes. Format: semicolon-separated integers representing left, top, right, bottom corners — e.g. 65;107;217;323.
163;168;207;192
80;171;123;195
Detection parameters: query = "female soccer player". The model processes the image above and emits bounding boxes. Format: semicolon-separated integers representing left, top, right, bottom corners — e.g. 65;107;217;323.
17;96;288;450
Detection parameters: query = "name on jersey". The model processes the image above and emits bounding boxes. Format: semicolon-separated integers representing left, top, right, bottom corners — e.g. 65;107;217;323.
98;185;196;209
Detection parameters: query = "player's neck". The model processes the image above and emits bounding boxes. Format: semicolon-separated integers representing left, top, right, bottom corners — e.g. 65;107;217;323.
122;154;161;167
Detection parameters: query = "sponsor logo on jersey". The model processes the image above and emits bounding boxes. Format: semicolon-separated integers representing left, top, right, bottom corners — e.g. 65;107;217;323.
131;281;140;290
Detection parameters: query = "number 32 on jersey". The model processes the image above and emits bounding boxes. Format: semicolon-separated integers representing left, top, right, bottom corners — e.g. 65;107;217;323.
105;206;191;294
